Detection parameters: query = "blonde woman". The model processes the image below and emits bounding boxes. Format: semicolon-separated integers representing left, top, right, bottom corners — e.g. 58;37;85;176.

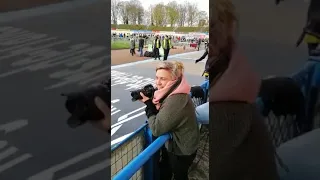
209;0;280;179
139;61;200;180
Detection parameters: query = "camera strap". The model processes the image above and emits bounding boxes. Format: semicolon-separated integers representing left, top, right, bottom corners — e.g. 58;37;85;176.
159;77;182;104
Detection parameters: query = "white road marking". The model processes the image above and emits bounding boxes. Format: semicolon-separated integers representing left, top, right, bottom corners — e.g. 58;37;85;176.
27;143;110;180
57;159;109;180
111;111;146;129
0;119;28;134
111;110;121;116
117;106;146;122
0;141;33;174
0;26;108;91
0;154;32;173
111;70;155;90
0;37;58;53
111;133;133;146
111;99;120;103
111;125;122;136
0;146;18;162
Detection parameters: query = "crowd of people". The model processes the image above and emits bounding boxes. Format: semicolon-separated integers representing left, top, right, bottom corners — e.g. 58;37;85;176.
127;33;208;61
112;31;208;43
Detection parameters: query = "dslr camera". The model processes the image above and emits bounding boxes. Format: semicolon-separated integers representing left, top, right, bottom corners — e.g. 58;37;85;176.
130;84;157;102
61;79;111;128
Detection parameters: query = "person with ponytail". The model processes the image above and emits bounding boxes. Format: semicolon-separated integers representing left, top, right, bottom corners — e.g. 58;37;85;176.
209;0;280;179
138;61;200;180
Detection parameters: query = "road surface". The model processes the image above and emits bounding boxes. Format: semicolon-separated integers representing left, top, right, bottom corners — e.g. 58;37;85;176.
0;0;109;179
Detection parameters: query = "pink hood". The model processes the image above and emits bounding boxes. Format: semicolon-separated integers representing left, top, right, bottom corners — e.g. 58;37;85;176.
153;75;191;110
210;45;261;103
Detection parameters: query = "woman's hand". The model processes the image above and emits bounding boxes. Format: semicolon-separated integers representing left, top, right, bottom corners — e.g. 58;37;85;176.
139;92;150;103
90;96;111;133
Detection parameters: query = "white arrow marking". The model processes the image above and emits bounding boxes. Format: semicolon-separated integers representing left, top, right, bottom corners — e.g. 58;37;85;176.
111;125;122;136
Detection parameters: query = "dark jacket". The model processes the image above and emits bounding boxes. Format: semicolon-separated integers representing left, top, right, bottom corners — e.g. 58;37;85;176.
196;48;213;72
144;94;200;155
308;0;320;21
307;0;320;33
138;38;144;48
209;102;280;180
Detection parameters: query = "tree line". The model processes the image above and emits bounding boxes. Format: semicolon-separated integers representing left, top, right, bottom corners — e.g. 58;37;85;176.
111;0;208;28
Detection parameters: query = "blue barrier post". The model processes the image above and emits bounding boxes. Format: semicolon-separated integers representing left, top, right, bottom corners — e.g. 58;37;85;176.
143;124;154;180
291;60;317;132
200;79;209;102
308;60;320;130
113;133;171;180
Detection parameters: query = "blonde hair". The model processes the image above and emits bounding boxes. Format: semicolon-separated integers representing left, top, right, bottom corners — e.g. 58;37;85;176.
210;0;238;57
156;61;184;79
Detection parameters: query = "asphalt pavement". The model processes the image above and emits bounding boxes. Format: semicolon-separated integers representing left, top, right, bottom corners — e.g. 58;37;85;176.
0;0;110;179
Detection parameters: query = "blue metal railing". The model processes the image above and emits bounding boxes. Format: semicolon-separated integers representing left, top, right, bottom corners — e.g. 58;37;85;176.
111;124;147;152
113;133;171;180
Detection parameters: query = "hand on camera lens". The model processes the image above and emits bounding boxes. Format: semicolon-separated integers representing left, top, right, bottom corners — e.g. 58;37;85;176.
91;97;111;133
139;92;150;103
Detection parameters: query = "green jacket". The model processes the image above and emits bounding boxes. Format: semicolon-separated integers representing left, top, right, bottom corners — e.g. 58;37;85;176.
147;94;200;155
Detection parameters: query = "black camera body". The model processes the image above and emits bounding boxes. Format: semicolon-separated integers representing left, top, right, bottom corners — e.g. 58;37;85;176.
130;84;157;101
62;79;111;128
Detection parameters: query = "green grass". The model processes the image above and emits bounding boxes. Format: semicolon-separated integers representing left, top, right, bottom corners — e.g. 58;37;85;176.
112;24;208;33
111;40;131;50
111;40;142;50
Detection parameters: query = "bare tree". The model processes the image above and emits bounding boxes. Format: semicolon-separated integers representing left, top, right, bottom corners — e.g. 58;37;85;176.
137;6;144;24
186;2;199;26
126;0;143;25
152;3;167;26
144;5;153;25
178;3;187;27
117;0;144;25
111;0;119;24
150;5;155;26
166;1;180;27
197;10;208;27
118;1;129;24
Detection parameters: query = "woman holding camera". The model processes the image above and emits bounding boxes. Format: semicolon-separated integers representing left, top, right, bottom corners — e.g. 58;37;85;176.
139;61;200;180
